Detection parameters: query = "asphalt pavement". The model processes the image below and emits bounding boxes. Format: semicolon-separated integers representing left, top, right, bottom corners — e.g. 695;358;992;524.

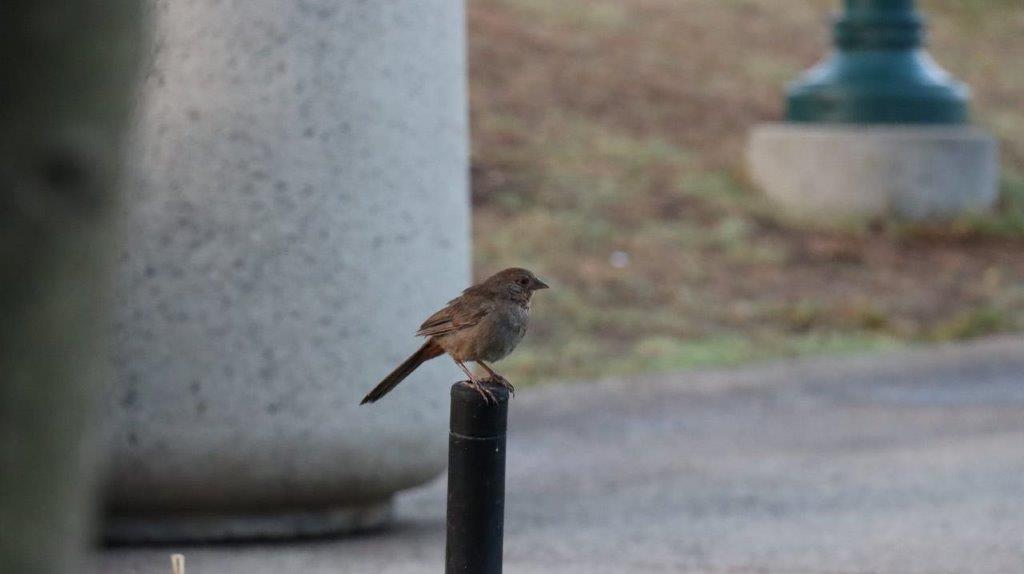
95;335;1024;573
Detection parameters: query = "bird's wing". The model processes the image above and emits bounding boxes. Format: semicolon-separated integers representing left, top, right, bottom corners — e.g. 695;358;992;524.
416;294;494;337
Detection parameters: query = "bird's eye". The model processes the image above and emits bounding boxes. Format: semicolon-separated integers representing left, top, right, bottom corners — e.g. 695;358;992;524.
518;278;530;286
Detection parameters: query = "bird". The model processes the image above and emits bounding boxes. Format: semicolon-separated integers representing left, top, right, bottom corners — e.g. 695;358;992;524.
360;267;549;405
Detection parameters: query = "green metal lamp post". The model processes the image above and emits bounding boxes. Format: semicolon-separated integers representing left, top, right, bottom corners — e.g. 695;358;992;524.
787;0;968;124
749;0;998;222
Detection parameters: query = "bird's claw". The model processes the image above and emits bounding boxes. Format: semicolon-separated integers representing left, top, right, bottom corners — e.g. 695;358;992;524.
490;375;516;396
474;381;498;405
459;379;498;405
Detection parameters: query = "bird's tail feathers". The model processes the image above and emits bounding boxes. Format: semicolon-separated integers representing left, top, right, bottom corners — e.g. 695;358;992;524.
360;339;444;404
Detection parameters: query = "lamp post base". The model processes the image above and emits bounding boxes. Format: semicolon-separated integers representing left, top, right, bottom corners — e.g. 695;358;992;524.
747;123;998;225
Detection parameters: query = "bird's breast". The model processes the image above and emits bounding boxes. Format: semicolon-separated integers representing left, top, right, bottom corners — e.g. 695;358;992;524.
476;302;528;362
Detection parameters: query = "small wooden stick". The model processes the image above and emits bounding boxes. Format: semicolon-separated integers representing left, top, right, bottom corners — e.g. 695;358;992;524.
171;554;185;574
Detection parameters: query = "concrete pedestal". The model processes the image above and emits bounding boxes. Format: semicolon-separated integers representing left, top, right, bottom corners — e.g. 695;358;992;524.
747;124;998;223
104;0;469;541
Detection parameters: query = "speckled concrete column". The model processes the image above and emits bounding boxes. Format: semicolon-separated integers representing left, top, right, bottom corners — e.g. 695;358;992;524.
104;0;469;541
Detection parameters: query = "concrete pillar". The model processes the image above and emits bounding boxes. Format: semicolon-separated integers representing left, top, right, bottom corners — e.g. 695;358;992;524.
105;0;469;541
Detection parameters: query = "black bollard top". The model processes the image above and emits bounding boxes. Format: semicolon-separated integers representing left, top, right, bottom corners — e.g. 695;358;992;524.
450;381;510;439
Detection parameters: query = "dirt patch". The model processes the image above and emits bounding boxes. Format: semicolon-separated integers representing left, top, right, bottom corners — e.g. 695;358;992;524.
468;0;1024;383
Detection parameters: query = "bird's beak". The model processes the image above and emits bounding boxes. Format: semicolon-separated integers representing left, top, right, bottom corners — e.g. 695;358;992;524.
533;277;549;290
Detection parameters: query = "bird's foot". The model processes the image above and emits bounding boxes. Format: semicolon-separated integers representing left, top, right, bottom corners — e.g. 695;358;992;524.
474;381;498;405
489;374;515;396
460;379;498;405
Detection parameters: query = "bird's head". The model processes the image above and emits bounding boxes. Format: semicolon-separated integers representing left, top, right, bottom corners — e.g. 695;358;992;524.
484;267;549;301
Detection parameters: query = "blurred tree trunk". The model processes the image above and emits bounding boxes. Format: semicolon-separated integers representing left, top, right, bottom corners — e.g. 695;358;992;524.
0;1;143;573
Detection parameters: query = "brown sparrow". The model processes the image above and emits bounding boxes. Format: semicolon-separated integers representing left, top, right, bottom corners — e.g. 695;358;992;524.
360;267;548;405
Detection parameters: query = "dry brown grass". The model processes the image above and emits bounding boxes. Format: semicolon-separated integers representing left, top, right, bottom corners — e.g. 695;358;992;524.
469;0;1024;383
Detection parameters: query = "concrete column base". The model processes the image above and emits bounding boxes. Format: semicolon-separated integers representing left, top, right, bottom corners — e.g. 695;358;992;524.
104;500;393;543
104;0;468;542
747;123;998;224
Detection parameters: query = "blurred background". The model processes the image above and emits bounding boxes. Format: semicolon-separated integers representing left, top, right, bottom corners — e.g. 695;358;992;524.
469;0;1024;384
4;0;1023;572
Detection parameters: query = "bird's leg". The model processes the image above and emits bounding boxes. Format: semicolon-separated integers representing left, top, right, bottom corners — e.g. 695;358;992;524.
455;360;497;405
476;361;514;396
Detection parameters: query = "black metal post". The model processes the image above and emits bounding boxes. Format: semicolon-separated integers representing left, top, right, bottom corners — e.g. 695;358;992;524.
446;381;510;574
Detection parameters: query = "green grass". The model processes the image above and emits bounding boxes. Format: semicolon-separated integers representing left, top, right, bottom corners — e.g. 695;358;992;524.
470;0;1024;385
500;331;903;385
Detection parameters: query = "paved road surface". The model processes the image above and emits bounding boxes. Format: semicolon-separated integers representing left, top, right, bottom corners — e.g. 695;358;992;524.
96;336;1024;573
